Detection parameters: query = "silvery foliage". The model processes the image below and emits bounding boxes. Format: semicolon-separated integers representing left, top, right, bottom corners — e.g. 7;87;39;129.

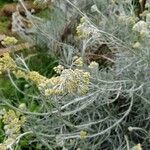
10;0;150;149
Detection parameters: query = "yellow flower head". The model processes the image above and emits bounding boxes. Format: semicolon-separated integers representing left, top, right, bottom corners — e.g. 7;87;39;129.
74;57;83;67
28;71;47;85
80;130;88;139
118;14;137;25
45;89;63;96
89;61;99;69
76;17;91;39
132;21;148;35
1;36;18;46
14;70;27;79
42;67;91;96
2;110;26;137
0;53;17;74
132;42;141;49
54;65;64;74
19;103;27;110
131;143;142;150
80;16;87;24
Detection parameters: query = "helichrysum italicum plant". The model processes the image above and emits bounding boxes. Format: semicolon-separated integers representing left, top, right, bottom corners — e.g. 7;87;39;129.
0;0;149;149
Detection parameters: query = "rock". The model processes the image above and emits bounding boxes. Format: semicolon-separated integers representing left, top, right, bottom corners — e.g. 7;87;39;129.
0;1;42;17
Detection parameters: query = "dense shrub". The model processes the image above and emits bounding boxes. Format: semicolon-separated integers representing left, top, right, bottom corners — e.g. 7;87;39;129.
0;0;150;149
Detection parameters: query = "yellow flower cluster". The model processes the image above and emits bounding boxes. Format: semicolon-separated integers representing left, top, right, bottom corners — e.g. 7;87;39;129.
40;68;91;96
61;69;90;94
91;4;98;13
0;53;90;96
45;88;63;96
14;70;47;86
76;17;92;39
54;65;64;74
80;130;88;139
111;0;117;5
3;110;26;136
118;15;138;25
38;76;62;95
8;58;90;96
131;143;142;150
27;71;47;85
132;42;141;49
14;70;27;79
133;20;147;32
0;53;17;74
18;103;27;111
0;109;26;150
88;61;99;69
73;57;83;67
0;138;13;150
1;36;18;47
15;66;91;96
132;14;150;37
